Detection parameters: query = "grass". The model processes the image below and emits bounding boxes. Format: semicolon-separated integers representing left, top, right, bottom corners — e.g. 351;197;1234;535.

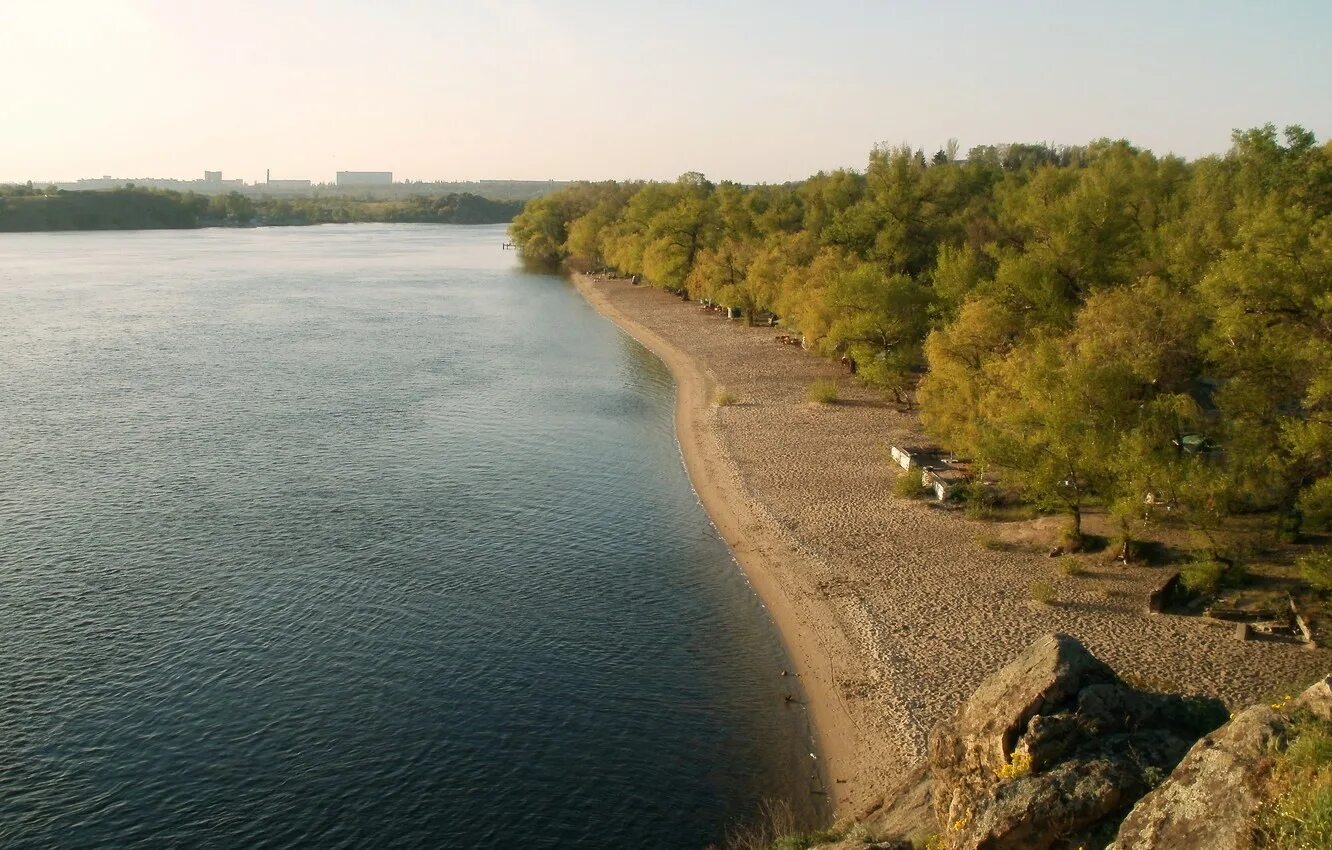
714;388;738;406
963;501;1044;523
1057;556;1087;578
1181;556;1249;595
1256;713;1332;849
978;534;1010;551
1299;551;1332;591
806;379;839;405
978;534;1042;553
722;800;843;850
893;470;927;499
1030;580;1058;605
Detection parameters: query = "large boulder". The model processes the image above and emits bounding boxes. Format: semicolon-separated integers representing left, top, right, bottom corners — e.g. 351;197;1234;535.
927;634;1226;850
1291;673;1332;721
1108;673;1332;850
1105;706;1286;850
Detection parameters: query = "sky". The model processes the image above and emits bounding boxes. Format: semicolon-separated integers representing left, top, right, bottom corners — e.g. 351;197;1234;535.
2;0;1329;184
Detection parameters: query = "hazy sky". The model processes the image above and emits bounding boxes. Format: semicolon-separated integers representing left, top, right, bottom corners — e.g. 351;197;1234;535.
3;0;1329;184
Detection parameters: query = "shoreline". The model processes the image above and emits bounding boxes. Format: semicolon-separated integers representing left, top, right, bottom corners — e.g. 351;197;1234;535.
569;271;1331;824
570;271;868;815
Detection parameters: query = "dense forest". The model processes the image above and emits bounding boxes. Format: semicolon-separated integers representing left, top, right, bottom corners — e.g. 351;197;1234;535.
509;125;1332;563
0;185;523;231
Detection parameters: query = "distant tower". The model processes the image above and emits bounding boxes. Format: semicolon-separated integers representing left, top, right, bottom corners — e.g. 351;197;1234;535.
266;169;271;184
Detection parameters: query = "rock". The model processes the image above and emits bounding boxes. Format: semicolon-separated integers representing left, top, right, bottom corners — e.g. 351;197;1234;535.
927;634;1226;850
962;754;1151;849
930;634;1116;793
866;762;934;846
1291;674;1332;721
1107;706;1287;850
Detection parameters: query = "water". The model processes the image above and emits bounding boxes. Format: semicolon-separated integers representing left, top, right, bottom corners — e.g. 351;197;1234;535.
0;224;821;849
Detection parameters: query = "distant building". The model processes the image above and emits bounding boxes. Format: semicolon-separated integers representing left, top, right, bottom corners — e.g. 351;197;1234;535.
336;171;393;187
54;172;242;193
261;179;313;193
259;169;313;193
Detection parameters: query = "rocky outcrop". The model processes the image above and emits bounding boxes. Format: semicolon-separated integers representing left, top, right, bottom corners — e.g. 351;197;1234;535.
826;635;1329;850
1292;673;1332;721
925;634;1226;850
1107;673;1332;850
1105;706;1286;850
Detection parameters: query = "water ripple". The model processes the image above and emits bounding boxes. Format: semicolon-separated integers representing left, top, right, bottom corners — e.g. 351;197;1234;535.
0;225;821;849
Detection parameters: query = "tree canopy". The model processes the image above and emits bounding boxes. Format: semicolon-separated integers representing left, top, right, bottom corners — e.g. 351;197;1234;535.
509;126;1332;538
0;186;523;232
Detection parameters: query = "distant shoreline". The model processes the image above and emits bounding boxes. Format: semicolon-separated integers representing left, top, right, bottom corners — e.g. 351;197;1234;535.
0;188;520;233
0;220;511;235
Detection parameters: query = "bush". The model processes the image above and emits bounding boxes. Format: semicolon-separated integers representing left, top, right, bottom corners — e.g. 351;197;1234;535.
958;480;1001;518
807;379;839;404
1181;557;1247;595
1298;551;1332;592
1030;581;1057;605
893;471;926;499
714;388;737;406
1057;556;1086;578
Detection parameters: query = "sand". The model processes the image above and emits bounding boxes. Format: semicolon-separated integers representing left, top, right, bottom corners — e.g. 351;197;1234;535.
571;272;1331;818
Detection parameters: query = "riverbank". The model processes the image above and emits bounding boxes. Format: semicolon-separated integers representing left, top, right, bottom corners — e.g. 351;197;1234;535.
0;187;519;232
569;271;1332;820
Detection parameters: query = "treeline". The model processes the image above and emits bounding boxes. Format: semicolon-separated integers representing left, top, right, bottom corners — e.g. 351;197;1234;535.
0;185;523;231
508;125;1332;547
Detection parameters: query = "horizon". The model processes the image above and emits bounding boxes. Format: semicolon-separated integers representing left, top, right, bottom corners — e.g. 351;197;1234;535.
3;0;1330;186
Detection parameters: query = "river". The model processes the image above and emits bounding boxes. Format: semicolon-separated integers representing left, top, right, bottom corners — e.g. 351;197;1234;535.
0;224;820;848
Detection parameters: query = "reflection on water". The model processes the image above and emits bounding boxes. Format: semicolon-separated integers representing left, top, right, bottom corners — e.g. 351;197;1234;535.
0;224;822;849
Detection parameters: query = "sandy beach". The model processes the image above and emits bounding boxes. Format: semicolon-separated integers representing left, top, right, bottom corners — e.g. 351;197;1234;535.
571;272;1331;818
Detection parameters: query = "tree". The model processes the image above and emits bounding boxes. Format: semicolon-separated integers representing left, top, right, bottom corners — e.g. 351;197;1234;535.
823;264;932;402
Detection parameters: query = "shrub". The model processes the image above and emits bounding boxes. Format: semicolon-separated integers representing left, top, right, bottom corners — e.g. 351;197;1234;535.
1298;551;1332;592
893;471;926;499
714;388;737;406
1181;557;1247;595
1057;556;1086;578
957;479;998;506
1030;581;1057;605
807;379;839;404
